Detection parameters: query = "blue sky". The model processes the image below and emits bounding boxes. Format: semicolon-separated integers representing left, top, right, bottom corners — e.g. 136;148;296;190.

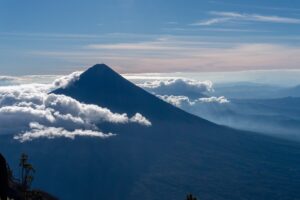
1;0;300;74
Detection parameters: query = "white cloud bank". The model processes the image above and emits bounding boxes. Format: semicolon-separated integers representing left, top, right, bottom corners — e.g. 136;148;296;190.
139;79;213;97
0;74;151;142
138;78;229;107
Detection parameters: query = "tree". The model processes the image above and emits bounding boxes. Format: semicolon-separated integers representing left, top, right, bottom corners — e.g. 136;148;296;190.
186;193;198;200
19;153;35;191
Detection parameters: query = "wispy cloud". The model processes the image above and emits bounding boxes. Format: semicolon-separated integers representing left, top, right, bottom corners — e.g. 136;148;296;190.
0;32;158;41
191;17;231;26
86;42;179;51
208;1;300;12
197;28;271;32
192;11;300;26
32;37;300;73
0;32;103;39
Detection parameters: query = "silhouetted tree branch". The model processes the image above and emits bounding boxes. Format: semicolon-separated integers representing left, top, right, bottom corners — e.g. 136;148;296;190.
19;153;35;191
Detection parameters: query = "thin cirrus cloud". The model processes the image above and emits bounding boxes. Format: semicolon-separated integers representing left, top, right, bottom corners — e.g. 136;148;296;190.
0;73;151;142
35;39;300;73
23;26;300;73
86;41;182;51
191;11;300;26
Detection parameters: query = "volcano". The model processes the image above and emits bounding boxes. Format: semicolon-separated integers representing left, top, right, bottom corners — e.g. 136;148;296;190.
54;64;210;123
1;64;300;200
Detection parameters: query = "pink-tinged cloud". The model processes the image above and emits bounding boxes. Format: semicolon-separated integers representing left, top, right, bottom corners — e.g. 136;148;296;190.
32;39;300;73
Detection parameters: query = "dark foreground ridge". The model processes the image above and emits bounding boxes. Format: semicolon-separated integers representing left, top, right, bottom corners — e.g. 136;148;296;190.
1;64;300;200
0;153;57;200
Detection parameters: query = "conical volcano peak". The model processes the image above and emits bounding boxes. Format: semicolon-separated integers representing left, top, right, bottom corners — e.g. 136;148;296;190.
84;63;116;75
90;63;112;70
78;63;123;82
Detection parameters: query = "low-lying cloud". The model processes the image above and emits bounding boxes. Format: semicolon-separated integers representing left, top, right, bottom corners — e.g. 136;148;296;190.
139;79;213;98
158;95;229;107
0;75;151;142
52;71;82;89
139;78;229;108
14;122;116;142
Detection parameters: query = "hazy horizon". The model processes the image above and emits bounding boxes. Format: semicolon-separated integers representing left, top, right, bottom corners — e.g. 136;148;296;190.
2;67;300;87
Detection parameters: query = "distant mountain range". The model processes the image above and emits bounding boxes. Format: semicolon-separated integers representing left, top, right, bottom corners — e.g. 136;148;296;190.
182;97;300;138
214;82;300;99
1;64;300;200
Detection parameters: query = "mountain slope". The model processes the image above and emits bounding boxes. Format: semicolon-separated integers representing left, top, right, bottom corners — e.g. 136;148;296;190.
1;64;300;200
